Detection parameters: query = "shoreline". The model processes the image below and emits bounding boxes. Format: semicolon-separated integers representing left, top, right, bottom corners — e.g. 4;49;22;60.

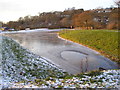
3;34;67;72
1;36;66;88
57;32;120;67
1;35;120;89
57;33;100;54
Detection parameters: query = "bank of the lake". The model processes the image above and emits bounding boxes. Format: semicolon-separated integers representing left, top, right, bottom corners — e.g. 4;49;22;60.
0;34;120;89
3;30;118;74
59;29;120;65
0;36;66;89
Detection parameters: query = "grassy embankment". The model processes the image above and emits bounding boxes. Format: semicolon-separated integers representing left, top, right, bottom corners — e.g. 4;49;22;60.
1;36;67;84
59;30;120;64
1;35;120;88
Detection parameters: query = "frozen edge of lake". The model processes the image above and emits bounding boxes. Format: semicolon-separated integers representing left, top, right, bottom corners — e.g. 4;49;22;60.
57;33;100;55
0;32;120;89
0;36;66;89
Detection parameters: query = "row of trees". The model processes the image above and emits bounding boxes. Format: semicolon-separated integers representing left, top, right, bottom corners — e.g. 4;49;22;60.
3;7;119;30
73;8;119;29
4;8;84;30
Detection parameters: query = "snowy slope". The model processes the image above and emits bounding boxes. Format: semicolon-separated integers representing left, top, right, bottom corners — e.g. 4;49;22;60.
0;36;66;89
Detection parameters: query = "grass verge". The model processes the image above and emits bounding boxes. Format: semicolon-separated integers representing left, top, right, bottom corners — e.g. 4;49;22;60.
59;29;120;64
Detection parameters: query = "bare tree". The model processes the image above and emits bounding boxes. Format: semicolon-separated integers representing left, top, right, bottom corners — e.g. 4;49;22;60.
80;57;89;73
115;0;120;6
80;59;83;73
85;57;89;72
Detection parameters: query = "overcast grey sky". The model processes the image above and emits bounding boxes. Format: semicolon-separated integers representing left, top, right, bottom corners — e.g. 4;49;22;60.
0;0;116;23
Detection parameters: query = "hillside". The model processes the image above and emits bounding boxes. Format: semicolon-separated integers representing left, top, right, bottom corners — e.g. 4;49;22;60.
2;7;119;30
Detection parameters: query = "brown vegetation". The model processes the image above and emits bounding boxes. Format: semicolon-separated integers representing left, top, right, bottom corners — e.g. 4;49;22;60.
3;7;119;30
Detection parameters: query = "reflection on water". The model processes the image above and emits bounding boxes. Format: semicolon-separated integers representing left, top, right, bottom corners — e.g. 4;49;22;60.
61;51;87;61
7;31;72;56
3;30;119;74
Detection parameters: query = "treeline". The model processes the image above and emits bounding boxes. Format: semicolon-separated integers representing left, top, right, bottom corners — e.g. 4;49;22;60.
4;7;119;30
73;7;119;30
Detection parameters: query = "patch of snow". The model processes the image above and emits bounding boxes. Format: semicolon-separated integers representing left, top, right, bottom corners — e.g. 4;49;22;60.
0;36;65;89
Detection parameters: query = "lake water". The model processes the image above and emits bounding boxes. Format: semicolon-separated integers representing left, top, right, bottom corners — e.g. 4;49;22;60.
3;29;119;74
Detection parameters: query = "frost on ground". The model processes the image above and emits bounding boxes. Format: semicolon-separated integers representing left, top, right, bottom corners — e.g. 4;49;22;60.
0;36;120;89
11;70;120;88
0;36;66;89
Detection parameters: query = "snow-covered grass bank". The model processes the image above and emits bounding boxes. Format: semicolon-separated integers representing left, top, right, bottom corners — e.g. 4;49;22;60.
0;36;66;89
10;70;120;88
0;36;120;89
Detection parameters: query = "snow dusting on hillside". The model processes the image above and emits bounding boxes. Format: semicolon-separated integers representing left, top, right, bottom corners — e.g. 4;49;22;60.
0;36;120;89
0;36;66;89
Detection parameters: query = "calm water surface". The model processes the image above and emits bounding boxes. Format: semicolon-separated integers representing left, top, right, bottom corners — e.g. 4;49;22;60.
3;29;119;74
